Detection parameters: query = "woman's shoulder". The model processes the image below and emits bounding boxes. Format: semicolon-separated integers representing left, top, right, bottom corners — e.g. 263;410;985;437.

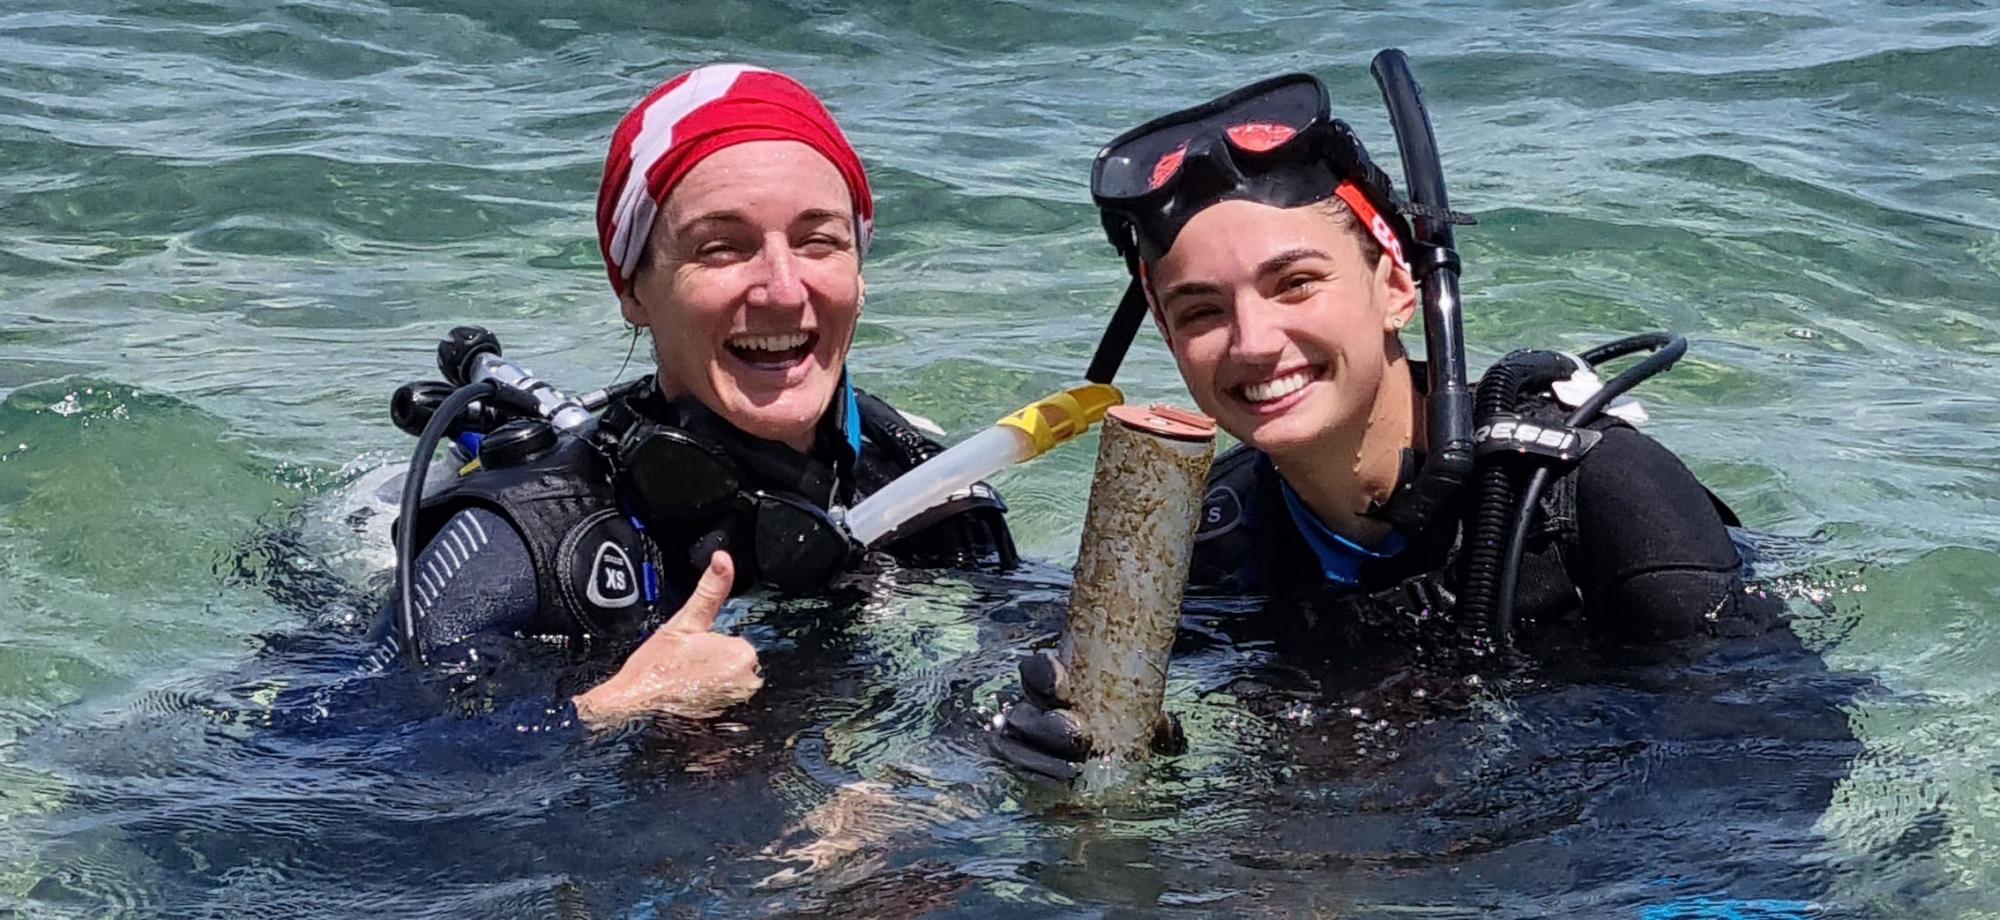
1188;445;1308;594
1570;423;1739;526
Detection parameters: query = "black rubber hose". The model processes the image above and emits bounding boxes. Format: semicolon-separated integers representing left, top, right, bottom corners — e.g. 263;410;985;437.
1456;351;1578;633
1491;334;1687;644
1490;463;1556;646
1455;358;1528;629
1085;279;1151;385
1579;331;1676;367
1568;334;1686;423
394;379;496;668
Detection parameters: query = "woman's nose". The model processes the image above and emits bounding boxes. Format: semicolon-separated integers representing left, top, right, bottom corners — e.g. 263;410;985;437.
1229;298;1289;361
747;234;808;309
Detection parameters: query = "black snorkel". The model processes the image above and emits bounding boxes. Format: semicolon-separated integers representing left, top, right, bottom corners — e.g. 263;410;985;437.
1363;49;1476;533
1084;283;1149;385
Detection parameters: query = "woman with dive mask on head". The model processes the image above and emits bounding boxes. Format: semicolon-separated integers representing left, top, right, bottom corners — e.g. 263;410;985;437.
383;65;1014;728
992;65;1806;780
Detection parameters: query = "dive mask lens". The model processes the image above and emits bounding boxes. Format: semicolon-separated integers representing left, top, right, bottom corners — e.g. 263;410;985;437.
1091;74;1328;203
620;425;742;523
745;490;853;595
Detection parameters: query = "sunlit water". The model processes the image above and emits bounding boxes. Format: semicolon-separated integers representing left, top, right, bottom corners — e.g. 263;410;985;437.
3;1;1998;916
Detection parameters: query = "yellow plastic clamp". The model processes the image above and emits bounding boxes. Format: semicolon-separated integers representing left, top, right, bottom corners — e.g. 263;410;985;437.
995;383;1124;457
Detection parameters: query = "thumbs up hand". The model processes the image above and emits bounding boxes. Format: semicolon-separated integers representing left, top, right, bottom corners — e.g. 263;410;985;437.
572;551;763;726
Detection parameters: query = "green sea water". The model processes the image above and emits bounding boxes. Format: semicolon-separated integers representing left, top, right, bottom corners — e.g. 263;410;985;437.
2;1;1998;917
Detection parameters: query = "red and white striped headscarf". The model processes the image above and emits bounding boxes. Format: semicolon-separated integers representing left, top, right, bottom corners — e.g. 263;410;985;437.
596;64;875;297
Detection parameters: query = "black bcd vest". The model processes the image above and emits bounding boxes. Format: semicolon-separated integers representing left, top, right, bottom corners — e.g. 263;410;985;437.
407;386;1015;641
1186;386;1743;650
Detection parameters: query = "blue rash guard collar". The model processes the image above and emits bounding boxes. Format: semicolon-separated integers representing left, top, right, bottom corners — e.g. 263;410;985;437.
840;371;863;460
1271;458;1408;587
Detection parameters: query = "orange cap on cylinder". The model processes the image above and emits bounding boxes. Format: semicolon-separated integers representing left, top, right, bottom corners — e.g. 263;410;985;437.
1107;404;1216;442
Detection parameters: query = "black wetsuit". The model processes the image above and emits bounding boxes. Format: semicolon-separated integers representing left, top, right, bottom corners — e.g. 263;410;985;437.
1189;406;1765;649
372;378;1014;672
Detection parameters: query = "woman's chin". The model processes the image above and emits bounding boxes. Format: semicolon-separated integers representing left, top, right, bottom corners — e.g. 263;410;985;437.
1234;413;1325;460
714;379;837;447
1224;387;1352;460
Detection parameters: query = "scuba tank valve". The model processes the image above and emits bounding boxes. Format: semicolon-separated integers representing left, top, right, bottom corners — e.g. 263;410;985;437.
391;326;599;665
436;325;594;432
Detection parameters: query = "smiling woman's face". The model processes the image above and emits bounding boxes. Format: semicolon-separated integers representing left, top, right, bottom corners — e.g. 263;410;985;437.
1147;198;1416;460
620;140;862;452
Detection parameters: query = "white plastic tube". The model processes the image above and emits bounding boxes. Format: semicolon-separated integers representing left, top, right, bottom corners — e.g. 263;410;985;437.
841;425;1033;547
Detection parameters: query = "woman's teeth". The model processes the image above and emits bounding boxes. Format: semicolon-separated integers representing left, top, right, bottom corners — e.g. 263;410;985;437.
1240;369;1314;403
728;332;811;353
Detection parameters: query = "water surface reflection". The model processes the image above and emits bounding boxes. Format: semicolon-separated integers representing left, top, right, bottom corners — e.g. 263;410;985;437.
12;534;1883;918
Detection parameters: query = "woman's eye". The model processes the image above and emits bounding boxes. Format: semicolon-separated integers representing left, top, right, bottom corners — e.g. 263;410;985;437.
798;234;850;256
1171;304;1223;330
696;240;745;261
1278;273;1318;293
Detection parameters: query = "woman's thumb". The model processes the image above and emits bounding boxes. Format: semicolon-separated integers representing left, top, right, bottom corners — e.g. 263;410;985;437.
664;550;735;633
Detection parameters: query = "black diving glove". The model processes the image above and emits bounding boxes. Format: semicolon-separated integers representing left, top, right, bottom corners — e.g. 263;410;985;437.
990;650;1184;781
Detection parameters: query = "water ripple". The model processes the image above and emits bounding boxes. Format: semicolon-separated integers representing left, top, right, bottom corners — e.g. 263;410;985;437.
4;0;2000;916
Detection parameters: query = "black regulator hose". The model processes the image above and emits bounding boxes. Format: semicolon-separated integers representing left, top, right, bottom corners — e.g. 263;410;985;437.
1579;331;1679;368
1455;350;1578;634
1490;333;1688;645
394;378;497;668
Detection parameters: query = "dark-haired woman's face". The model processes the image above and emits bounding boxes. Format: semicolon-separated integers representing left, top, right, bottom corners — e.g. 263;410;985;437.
1149;198;1416;459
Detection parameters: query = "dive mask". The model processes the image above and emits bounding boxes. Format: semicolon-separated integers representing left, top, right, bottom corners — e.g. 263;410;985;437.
1091;73;1411;268
614;421;854;595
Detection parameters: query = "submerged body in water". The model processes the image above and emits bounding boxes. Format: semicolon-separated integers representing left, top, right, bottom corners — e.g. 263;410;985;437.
10;516;1876;917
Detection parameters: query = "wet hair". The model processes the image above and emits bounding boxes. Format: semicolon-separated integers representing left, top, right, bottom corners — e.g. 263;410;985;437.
1313;197;1386;266
634;232;661;277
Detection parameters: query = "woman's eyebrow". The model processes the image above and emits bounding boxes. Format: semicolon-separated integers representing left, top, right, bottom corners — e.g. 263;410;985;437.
1160;247;1335;303
1160;279;1226;305
1257;248;1331;276
677;209;852;238
674;210;748;239
791;208;851;226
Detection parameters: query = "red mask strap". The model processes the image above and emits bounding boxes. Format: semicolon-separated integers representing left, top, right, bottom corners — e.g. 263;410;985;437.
1332;181;1408;273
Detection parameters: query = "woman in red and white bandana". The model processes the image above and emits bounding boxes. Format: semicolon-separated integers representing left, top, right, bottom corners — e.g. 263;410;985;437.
597;64;877;452
390;66;1014;727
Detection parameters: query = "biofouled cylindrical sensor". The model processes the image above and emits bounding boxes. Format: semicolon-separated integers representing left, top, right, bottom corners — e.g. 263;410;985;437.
1063;404;1216;763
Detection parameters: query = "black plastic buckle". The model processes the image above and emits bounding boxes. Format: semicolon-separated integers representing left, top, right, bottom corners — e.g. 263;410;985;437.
1398;200;1478;227
1409;241;1461;280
